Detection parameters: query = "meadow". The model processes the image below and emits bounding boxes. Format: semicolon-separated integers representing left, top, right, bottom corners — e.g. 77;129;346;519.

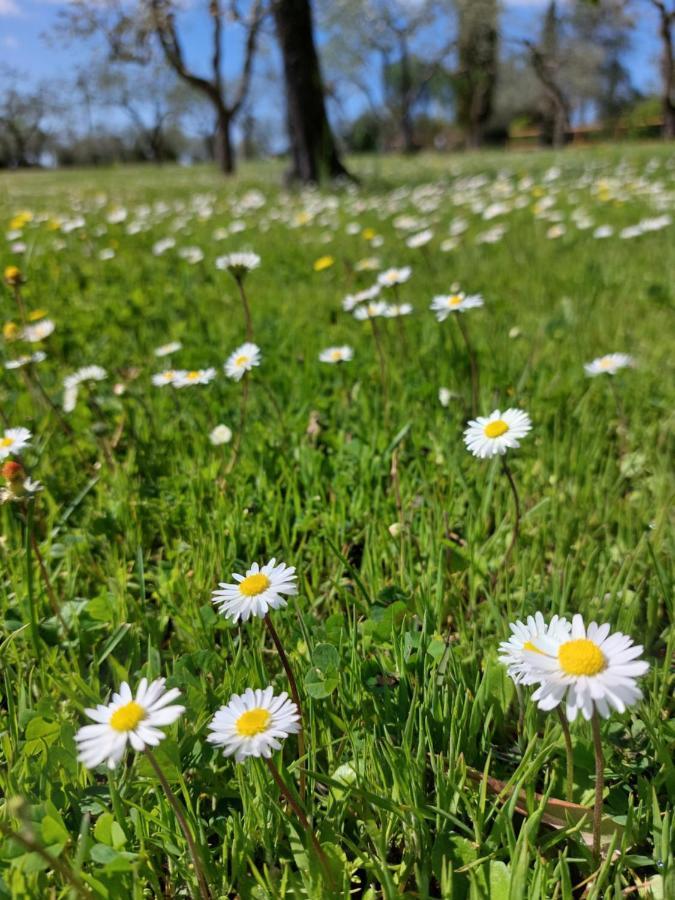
0;145;673;899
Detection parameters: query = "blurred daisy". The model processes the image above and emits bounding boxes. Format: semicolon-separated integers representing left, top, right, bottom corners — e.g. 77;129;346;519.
438;387;452;407
430;292;484;321
63;366;107;412
152;370;182;387
216;252;260;279
0;427;32;460
526;614;649;721
75;677;185;769
21;319;55;343
354;301;388;320
377;266;411;287
499;613;571;685
319;345;353;364
5;351;46;370
464;409;532;459
225;342;261;381
210;424;232;445
584;353;634;377
154;341;182;358
406;229;433;249
384;303;412;318
207;686;300;763
355;257;380;271
343;285;380;312
174;368;216;388
212;558;297;623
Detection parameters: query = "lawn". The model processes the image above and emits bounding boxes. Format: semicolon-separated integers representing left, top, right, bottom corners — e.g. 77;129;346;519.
0;146;673;899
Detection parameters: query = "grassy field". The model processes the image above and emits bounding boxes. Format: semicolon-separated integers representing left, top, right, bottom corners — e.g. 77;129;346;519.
0;146;673;899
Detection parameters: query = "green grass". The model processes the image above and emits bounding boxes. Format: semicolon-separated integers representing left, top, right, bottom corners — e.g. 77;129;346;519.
0;145;673;899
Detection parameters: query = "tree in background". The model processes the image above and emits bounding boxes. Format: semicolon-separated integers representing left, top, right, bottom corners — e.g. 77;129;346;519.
272;0;350;181
93;61;189;163
0;69;52;168
455;0;499;147
61;0;266;174
320;0;454;153
524;1;572;147
645;0;675;136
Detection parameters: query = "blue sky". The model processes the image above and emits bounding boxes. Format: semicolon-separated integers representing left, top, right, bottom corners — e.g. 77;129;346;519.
0;1;662;116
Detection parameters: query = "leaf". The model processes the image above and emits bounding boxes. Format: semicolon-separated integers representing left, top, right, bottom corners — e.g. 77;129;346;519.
312;642;339;672
41;816;69;846
304;667;339;699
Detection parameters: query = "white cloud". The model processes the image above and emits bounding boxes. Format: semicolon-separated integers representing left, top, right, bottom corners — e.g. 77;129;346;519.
0;0;20;15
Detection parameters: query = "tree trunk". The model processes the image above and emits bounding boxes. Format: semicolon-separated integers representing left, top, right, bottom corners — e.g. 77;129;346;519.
272;0;350;183
658;7;675;138
215;105;235;174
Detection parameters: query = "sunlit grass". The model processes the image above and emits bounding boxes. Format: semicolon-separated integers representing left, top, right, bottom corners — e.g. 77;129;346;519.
0;145;673;898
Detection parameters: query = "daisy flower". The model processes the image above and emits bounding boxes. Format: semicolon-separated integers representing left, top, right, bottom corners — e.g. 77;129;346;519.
75;677;185;769
154;341;182;358
319;345;353;364
526;614;649;721
207;686;300;763
430;292;484;321
498;613;571;685
353;301;388;320
5;351;46;369
173;368;216;388
406;229;433;249
224;342;261;381
584;353;634;377
384;303;412;318
152;369;183;387
377;266;411;288
463;409;532;459
212;558;297;623
0;427;32;460
342;285;380;311
210;424;232;445
215;252;260;279
21;319;55;343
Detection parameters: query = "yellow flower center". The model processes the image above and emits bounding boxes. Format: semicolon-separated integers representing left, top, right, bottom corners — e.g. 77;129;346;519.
235;355;249;367
109;701;146;732
558;639;606;676
484;419;509;438
0;437;14;448
599;357;612;369
186;371;199;380
239;573;270;596
235;708;271;737
448;295;463;306
330;350;342;361
523;640;543;654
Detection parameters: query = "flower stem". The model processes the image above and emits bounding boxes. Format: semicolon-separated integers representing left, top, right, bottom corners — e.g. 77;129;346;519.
591;710;604;867
236;277;254;341
369;317;389;416
456;314;479;417
264;756;329;880
23;504;41;655
555;705;574;803
145;749;212;900
263;613;306;800
0;819;89;900
226;376;250;474
500;456;521;571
